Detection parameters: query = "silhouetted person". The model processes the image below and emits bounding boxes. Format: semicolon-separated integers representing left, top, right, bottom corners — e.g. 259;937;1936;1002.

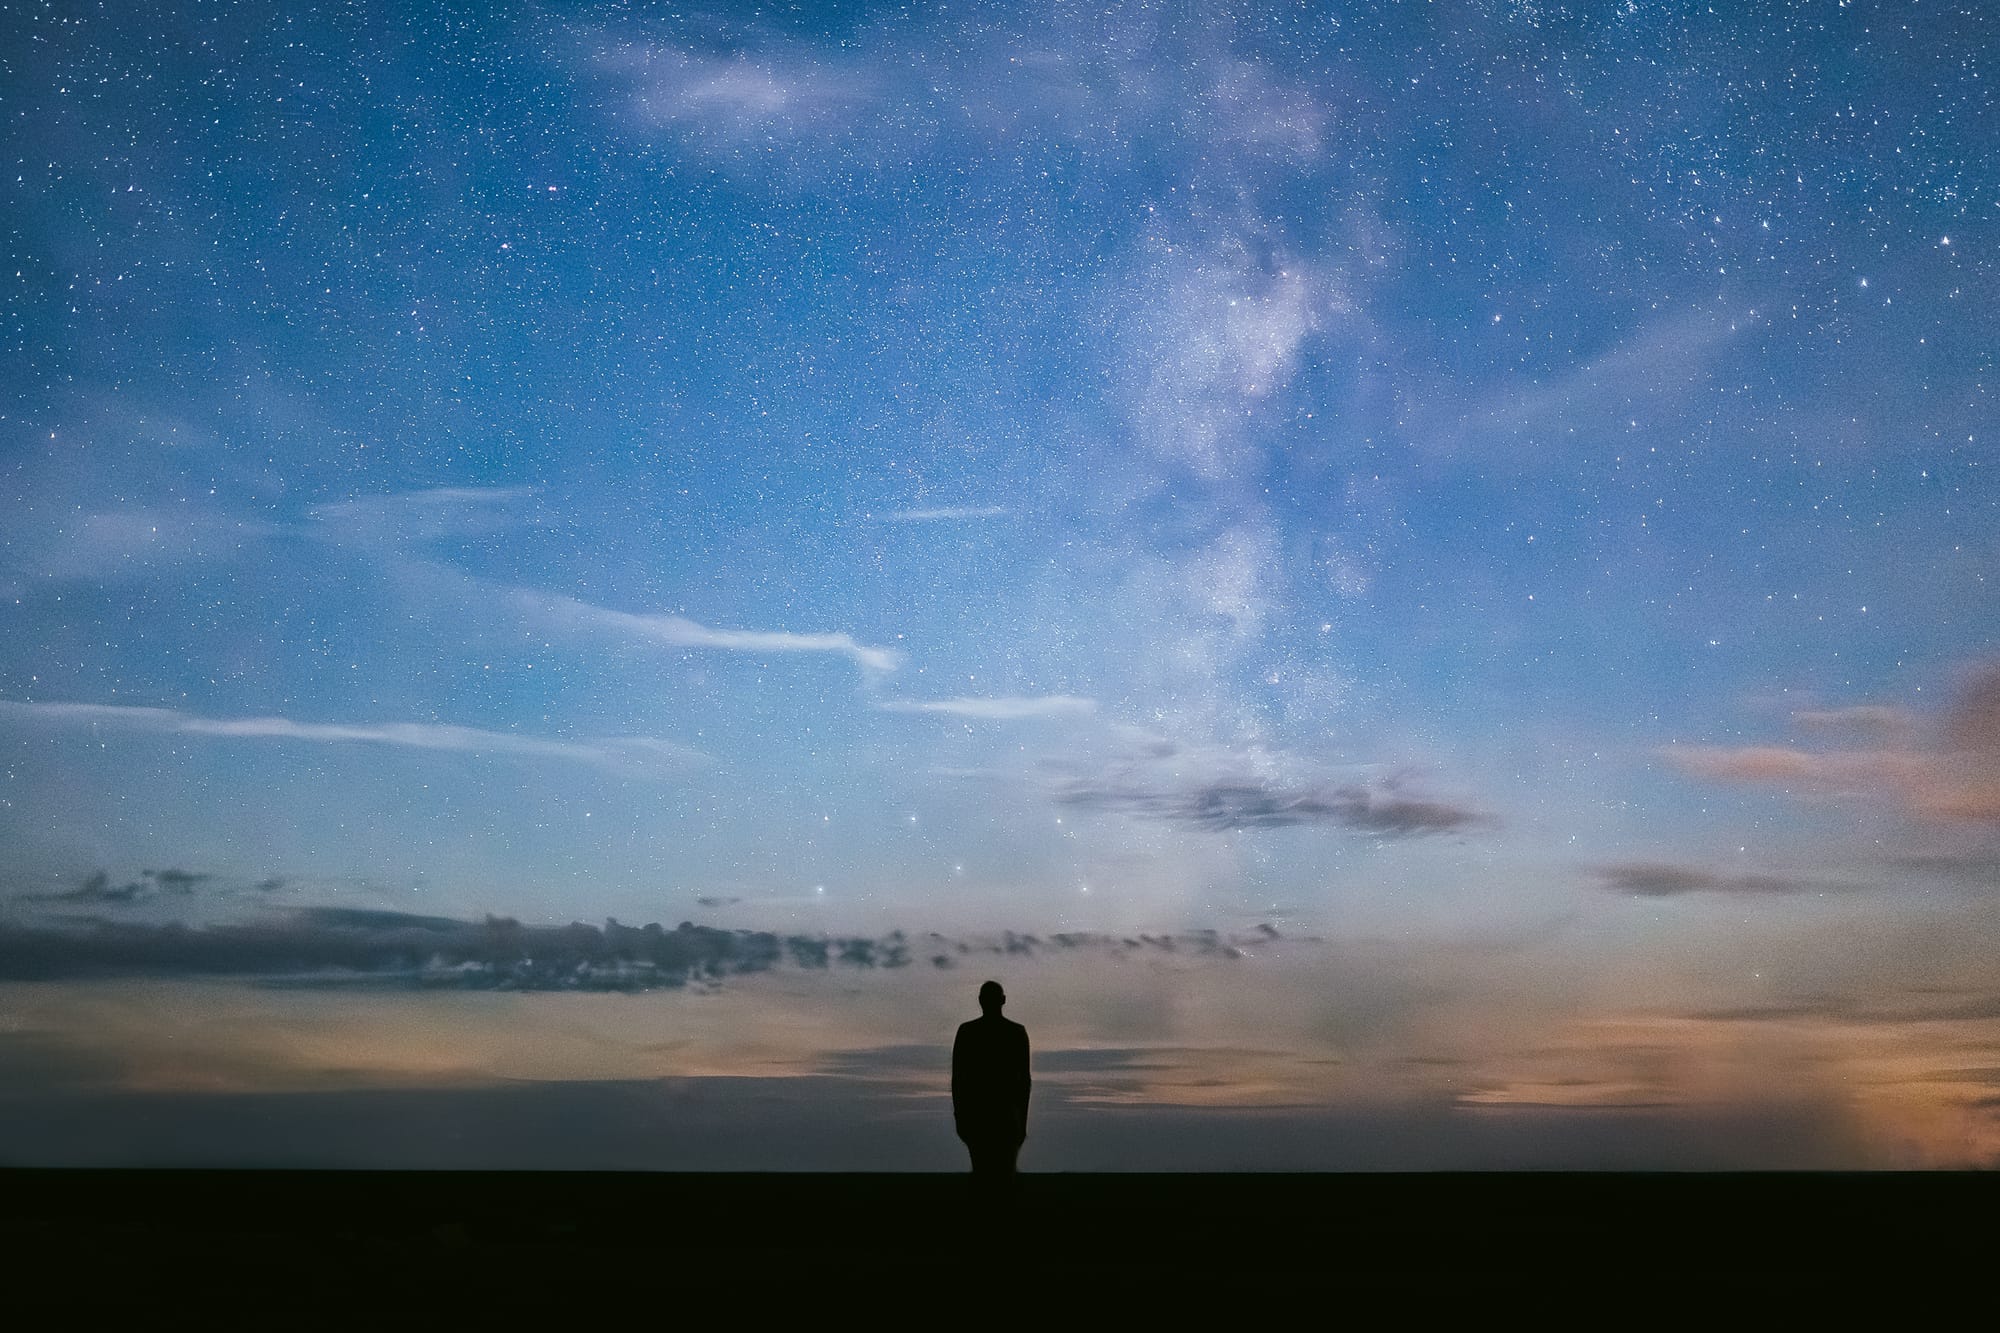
952;980;1030;1179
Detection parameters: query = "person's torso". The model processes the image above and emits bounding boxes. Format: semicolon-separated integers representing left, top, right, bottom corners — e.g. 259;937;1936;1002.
956;1018;1024;1093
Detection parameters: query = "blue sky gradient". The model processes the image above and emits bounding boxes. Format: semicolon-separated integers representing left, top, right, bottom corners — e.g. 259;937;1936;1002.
1;1;1995;1167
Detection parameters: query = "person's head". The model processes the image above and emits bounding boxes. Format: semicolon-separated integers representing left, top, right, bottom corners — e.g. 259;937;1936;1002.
978;980;1005;1016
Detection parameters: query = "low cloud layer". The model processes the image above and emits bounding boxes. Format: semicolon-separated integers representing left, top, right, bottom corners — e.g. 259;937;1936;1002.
0;908;906;991
0;905;1275;992
23;868;221;906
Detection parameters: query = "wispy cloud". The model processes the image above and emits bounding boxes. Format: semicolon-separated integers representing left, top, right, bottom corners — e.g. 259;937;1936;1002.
298;487;902;675
879;695;1096;721
1666;744;1917;790
0;700;706;776
9;487;534;589
1680;990;2000;1027
872;506;1012;522
306;487;538;544
1591;862;1825;898
17;507;279;583
588;37;879;148
1794;705;1916;737
1887;849;2000;888
1413;310;1747;457
1664;661;2000;825
515;588;901;673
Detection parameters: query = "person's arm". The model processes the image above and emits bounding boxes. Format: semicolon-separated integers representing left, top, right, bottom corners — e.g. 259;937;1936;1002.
1015;1027;1032;1137
951;1024;966;1136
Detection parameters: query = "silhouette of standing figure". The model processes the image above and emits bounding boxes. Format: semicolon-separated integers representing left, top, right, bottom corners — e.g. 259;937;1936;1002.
952;980;1030;1178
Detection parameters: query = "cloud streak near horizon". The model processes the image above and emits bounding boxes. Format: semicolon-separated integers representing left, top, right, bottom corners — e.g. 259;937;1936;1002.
0;701;706;775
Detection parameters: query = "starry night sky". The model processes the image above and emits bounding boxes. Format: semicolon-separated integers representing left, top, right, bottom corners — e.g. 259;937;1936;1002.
0;1;1995;1169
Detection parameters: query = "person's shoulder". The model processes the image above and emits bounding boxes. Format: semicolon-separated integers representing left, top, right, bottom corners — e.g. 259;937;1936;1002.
1004;1017;1027;1034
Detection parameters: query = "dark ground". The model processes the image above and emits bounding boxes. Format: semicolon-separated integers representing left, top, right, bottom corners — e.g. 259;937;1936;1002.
3;1169;1989;1309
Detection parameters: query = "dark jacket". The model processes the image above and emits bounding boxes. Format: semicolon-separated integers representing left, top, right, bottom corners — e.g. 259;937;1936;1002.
951;1015;1031;1145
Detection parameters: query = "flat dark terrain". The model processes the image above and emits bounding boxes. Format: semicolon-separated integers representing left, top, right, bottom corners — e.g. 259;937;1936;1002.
3;1169;1989;1305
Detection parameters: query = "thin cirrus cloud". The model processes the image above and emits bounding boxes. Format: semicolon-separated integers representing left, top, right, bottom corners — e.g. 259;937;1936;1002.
574;14;1336;175
1663;661;2000;825
873;506;1012;522
1411;309;1747;462
878;695;1097;721
0;700;706;775
1793;705;1916;736
299;488;904;675
5;486;534;581
514;588;902;674
19;507;280;583
305;487;539;544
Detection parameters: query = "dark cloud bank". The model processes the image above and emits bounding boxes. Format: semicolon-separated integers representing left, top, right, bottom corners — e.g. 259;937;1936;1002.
1052;775;1484;835
1591;862;1822;898
23;867;225;905
0;906;1272;992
